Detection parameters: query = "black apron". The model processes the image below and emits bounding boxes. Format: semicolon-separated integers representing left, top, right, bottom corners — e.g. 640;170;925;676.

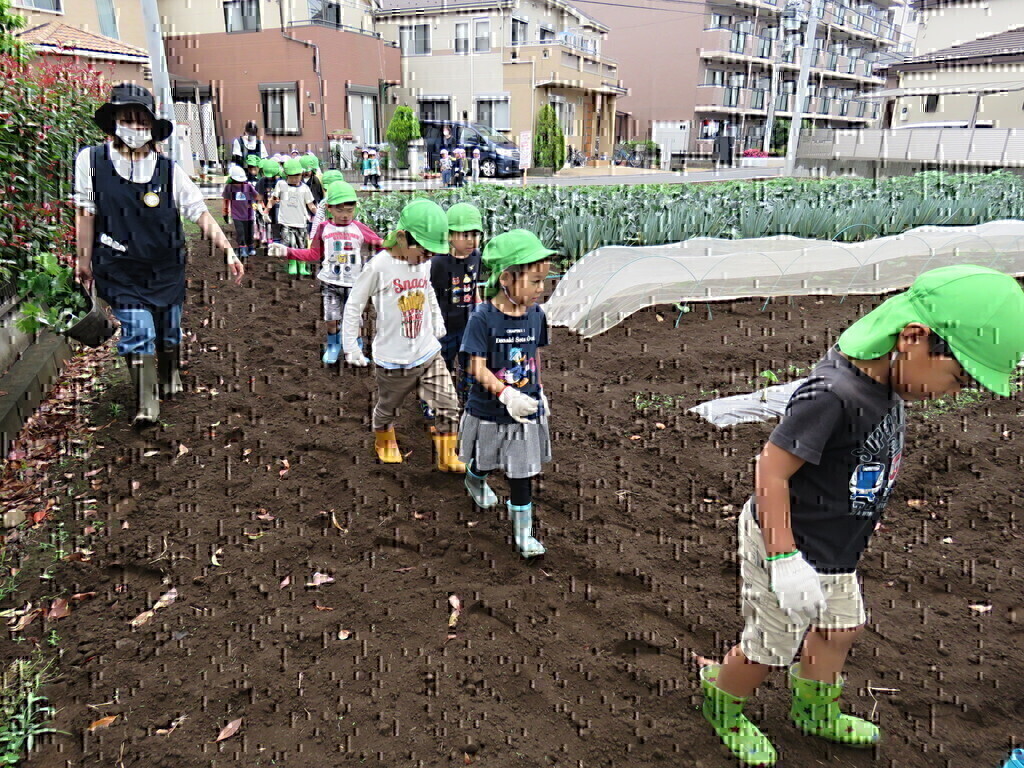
232;136;263;167
91;144;186;310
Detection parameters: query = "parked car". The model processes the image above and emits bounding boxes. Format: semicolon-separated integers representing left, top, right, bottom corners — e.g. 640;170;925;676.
421;120;520;177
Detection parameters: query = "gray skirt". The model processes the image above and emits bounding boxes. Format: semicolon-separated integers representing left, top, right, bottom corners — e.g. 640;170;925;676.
458;410;551;479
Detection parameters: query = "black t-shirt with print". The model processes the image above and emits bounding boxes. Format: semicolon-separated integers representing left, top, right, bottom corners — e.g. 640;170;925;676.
752;346;906;573
429;249;483;338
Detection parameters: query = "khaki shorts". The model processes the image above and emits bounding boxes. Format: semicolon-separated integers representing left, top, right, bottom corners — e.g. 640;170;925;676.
738;501;867;667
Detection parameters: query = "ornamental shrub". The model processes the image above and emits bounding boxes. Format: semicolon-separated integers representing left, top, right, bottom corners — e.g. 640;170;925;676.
385;106;420;170
533;104;565;171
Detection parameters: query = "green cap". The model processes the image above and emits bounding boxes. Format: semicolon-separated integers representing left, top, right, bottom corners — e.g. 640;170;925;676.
245;154;261;168
325;181;358;205
381;199;449;255
447;202;484;233
300;154;320;171
260;159;281;176
321;170;344;186
283;158;304;176
838;264;1024;396
481;229;556;298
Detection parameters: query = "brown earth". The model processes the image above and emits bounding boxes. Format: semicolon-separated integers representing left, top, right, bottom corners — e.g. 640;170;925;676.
5;236;1024;768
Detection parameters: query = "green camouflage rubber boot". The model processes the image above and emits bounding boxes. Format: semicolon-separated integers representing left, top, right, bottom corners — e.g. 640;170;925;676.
700;665;777;767
789;663;880;747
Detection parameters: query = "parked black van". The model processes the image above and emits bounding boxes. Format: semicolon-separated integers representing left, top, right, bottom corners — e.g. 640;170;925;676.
421;120;521;177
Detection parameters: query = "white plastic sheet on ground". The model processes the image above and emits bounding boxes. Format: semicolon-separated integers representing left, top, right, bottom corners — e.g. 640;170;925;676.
689;379;807;428
545;221;1024;338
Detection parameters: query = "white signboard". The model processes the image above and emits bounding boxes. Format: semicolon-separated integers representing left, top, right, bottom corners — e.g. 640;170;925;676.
518;131;532;171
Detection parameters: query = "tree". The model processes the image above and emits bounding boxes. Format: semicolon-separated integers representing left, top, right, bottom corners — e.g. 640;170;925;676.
533;104;565;171
771;117;812;154
385;106;421;170
0;0;29;62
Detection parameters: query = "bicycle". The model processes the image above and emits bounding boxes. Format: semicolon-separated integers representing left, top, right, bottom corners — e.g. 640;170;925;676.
567;147;588;167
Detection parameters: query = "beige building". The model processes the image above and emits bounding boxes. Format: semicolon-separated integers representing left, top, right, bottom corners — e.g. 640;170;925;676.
12;0;151;85
373;0;625;167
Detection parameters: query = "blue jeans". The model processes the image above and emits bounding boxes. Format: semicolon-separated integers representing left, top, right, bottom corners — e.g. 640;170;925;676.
112;304;182;356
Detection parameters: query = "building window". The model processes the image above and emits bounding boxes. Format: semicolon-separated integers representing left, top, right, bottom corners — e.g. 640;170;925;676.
512;17;528;45
260;83;301;135
710;13;731;29
14;0;62;10
96;0;118;38
539;25;554;42
474;19;490;52
705;69;725;86
476;99;510;131
399;24;430;55
224;0;260;33
924;94;939;113
455;22;469;53
419;99;451;121
309;0;343;26
551;99;575;136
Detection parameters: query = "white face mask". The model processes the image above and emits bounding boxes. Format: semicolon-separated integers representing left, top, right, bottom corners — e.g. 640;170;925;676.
115;123;152;150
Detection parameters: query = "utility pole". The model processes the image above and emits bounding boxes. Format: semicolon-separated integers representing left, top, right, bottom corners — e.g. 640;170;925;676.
140;0;176;164
783;0;823;177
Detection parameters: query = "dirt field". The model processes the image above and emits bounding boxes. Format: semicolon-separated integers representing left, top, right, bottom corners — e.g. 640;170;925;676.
6;236;1023;767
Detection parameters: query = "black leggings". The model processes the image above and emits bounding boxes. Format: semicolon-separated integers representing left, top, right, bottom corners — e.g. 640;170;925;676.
468;460;533;506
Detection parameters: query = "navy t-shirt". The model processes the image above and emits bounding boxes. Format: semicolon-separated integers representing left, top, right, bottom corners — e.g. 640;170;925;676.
461;302;548;425
430;249;483;338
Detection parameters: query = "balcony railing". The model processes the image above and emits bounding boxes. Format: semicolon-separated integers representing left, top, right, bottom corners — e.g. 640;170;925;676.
821;5;897;44
696;84;878;120
797;127;1024;167
287;19;397;46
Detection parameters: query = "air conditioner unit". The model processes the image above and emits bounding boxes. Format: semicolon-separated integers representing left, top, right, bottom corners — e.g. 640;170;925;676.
310;101;318;114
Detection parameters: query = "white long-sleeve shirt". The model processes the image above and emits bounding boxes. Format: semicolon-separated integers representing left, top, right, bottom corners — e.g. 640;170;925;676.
342;250;446;369
73;142;207;221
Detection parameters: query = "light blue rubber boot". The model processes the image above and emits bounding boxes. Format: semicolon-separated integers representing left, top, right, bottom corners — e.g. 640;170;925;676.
322;332;341;364
508;502;545;557
465;466;497;508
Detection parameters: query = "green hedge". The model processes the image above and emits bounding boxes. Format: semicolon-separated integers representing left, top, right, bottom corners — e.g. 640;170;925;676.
356;171;1024;266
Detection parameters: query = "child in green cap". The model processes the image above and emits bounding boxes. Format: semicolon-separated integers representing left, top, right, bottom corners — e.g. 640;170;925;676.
458;229;556;558
269;157;316;275
420;202;485;426
256;158;281;247
341;198;465;473
310;169;345;232
269;181;381;364
701;265;1024;766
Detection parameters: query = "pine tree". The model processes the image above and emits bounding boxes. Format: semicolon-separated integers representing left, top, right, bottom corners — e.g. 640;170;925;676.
533;104;565;171
385;106;421;170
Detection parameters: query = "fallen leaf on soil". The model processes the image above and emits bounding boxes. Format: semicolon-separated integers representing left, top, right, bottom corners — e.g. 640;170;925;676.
30;510;48;525
448;594;462;629
655;314;664;322
279;575;290;589
131;480;140;491
177;444;189;458
907;499;928;508
539;569;553;578
71;592;97;602
629;435;642;441
87;715;118;731
394;567;415;573
156;714;187;735
655;422;666;430
215;718;242;742
243;448;253;457
278;458;290;477
84;468;103;478
130;588;178;627
466;521;478;528
314;604;334;611
306;572;334;588
10;607;43;632
330;511;346;532
210;548;223;567
83;526;96;535
338;629;352;640
969;604;993;614
257;511;275;521
121;521;130;529
691;652;718;667
412;511;427;520
243;531;266;540
942;537;954;544
47;598;70;620
143;450;160;457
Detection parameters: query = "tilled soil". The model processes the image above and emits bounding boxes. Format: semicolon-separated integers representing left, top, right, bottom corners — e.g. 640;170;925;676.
7;238;1024;767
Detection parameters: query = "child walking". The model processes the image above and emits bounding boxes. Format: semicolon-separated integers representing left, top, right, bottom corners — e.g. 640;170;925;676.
221;165;261;260
256;158;281;248
269;157;316;276
700;265;1024;766
471;148;481;184
365;149;382;190
458;229;556;558
269;181;382;364
439;149;452;187
341;199;465;472
451;148;466;188
310;169;344;233
301;154;324;207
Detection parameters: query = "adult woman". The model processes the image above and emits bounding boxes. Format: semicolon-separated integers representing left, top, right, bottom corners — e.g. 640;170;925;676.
74;83;243;427
230;120;268;168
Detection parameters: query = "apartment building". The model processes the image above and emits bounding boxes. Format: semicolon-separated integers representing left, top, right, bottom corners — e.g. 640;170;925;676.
572;0;906;154
159;0;401;157
372;0;626;165
11;0;150;85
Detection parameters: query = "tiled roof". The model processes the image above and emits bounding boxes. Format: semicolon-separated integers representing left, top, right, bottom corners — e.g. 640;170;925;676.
17;21;148;59
899;25;1024;66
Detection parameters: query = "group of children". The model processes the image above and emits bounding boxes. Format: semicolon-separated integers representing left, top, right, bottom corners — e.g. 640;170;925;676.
225;154;1024;768
438;147;481;187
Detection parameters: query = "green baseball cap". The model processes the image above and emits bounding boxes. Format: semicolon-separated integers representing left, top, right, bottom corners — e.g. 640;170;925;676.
447;202;484;233
325;181;358;205
838;264;1024;396
481;229;556;298
381;199;449;255
300;154;320;171
321;170;343;186
283;158;304;176
245;154;261;167
260;159;281;176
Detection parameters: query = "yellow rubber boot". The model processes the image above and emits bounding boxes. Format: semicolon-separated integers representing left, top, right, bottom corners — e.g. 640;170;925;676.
374;428;403;464
433;432;466;473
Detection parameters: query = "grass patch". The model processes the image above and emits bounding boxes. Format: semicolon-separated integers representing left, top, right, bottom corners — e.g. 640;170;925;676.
633;392;687;413
919;388;988;419
0;653;66;766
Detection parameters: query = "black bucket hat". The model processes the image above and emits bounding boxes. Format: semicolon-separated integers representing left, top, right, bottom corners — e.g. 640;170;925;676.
93;83;173;142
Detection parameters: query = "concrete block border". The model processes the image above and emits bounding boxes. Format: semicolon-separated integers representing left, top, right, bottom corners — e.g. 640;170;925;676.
0;333;73;461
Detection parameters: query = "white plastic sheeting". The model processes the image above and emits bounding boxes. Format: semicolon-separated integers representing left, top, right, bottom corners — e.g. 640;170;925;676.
689;379;807;428
545;221;1024;338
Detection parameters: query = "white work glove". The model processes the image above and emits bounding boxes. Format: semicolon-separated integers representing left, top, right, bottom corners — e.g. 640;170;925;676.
261;212;271;224
768;551;827;624
345;347;369;367
499;386;538;424
268;243;288;258
540;391;550;418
